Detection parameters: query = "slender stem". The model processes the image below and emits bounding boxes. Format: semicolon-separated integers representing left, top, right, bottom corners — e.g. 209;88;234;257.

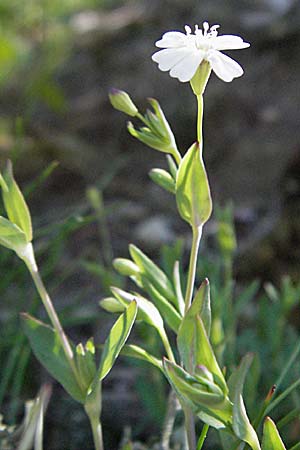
171;147;182;166
196;424;209;450
183;406;197;450
184;226;202;314
89;415;104;450
27;264;84;392
161;390;179;450
160;329;176;363
197;95;203;144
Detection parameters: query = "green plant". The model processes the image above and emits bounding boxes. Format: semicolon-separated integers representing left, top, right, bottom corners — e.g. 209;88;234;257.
0;19;299;450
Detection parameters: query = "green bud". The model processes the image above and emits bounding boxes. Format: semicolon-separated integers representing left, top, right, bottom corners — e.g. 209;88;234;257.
149;168;175;194
109;88;138;117
190;61;211;96
127;121;169;153
99;297;125;313
113;258;140;277
127;98;181;165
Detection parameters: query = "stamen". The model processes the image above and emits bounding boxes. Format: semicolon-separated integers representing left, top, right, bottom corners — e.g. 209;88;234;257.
202;22;209;35
194;24;203;36
210;24;220;32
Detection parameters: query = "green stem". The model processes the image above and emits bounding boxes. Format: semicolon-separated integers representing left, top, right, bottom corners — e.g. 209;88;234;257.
161;390;179;450
171;147;182;166
160;329;176;363
184;226;202;313
196;424;209;450
27;263;84;392
183;406;197;450
89;414;104;450
197;95;203;144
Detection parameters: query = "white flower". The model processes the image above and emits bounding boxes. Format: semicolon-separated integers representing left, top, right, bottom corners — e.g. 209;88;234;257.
152;22;250;83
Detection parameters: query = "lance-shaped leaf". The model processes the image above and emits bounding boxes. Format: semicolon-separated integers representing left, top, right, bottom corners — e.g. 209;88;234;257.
262;417;286;450
163;359;232;429
21;313;85;403
121;344;163;371
177;288;226;394
176;142;212;228
228;354;261;450
97;301;137;381
140;277;181;332
0;161;32;242
111;287;165;333
129;244;177;305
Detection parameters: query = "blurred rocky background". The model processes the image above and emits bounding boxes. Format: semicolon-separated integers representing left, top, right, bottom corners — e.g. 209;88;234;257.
0;0;300;448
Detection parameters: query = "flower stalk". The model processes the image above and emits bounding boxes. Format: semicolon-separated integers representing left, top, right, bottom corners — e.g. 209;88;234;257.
197;95;204;145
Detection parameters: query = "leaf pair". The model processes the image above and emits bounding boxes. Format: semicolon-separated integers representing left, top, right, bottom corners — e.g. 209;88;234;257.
164;280;232;429
22;301;138;407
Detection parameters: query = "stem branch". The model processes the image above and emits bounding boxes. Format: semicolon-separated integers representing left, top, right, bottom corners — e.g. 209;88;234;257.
183;406;197;450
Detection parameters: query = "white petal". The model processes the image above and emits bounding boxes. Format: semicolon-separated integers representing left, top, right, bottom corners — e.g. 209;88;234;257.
152;48;194;72
212;35;250;51
169;50;204;82
155;31;188;48
207;50;244;82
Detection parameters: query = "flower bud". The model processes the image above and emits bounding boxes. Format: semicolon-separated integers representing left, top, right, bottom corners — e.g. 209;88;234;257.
99;297;125;313
149;168;175;194
109;88;138;117
113;258;140;277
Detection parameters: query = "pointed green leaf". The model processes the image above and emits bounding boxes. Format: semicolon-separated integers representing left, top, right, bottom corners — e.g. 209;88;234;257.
97;301;137;381
176;142;212;228
140;277;181;332
177;287;226;393
21;313;85;403
111;286;165;334
262;417;286;450
121;344;163;371
1;161;32;241
229;354;261;450
129;244;176;305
